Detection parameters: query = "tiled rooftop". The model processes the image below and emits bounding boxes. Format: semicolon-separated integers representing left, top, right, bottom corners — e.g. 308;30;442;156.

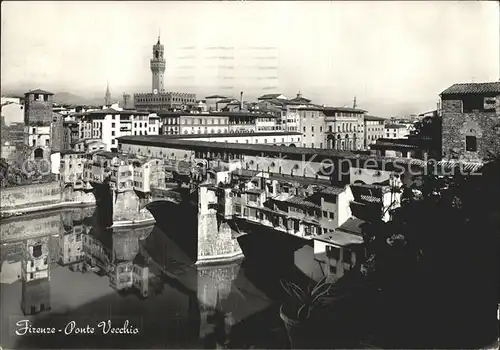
364;115;386;121
337;217;367;236
371;141;420;149
86;108;149;116
25;89;54;95
323;106;367;114
205;95;228;99
258;93;284;100
385;124;408;129
279;195;320;210
440;82;500;96
360;194;382;204
314;230;364;247
319;186;345;196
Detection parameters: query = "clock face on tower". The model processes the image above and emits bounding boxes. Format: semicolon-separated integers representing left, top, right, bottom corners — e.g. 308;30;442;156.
153;89;158;95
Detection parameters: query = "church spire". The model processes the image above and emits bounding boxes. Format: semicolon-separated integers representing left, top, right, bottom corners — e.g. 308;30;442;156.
157;28;161;45
105;81;111;106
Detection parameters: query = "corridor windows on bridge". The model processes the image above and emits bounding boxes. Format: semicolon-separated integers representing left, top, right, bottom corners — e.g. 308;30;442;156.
465;135;477;152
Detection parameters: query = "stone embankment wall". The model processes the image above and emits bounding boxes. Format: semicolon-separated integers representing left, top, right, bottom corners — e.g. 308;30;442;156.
0;211;61;243
0;182;61;210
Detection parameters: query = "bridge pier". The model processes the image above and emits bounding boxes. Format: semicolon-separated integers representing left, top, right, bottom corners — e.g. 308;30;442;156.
196;185;243;265
112;189;154;226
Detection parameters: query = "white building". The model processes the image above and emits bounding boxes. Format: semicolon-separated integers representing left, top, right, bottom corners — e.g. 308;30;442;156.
1;97;24;125
25;125;51;148
384;124;410;139
282;106;301;132
78;108;160;151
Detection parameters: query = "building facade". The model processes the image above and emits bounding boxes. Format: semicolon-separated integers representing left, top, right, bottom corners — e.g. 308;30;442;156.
1;97;24;126
440;82;500;162
384;124;409;139
364;115;386;148
300;106;325;149
50;113;64;153
323;107;366;151
78;108;160;151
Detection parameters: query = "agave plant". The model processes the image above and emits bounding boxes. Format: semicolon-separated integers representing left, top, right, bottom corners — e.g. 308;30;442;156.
280;276;333;321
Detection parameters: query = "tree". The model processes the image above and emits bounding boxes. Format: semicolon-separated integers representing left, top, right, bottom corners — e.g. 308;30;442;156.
411;115;442;159
360;155;500;348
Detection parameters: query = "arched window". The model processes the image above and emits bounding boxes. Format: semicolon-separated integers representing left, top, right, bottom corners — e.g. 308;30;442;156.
461;121;481;153
465;136;477;152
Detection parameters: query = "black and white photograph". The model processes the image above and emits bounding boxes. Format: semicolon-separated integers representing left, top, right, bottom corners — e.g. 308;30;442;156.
0;1;499;349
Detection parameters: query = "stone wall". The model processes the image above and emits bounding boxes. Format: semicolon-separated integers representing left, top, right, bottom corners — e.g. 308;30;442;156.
441;98;500;161
61;185;96;204
0;181;61;210
25;94;54;126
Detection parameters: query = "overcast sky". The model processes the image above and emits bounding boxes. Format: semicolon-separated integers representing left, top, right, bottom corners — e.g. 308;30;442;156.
1;1;499;117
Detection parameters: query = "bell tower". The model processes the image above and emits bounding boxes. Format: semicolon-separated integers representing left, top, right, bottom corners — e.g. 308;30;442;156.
150;33;166;94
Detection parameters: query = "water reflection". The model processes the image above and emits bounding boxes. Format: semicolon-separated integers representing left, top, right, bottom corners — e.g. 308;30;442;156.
0;205;307;349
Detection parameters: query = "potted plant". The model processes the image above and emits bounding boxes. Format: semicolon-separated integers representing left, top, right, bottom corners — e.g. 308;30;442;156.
279;276;333;348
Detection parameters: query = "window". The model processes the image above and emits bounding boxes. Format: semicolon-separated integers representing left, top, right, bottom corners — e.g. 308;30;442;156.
343;251;351;263
111;131;115;136
466;136;477;152
323;211;327;217
111;123;115;128
32;244;42;258
311;126;314;132
320;126;322;132
329;212;334;219
303;126;306;132
462;96;487;113
327;246;340;260
45;139;49;146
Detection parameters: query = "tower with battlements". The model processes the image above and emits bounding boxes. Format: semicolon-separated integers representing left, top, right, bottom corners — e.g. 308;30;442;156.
150;35;166;94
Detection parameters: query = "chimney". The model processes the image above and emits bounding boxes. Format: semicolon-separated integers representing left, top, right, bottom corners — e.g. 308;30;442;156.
240;91;244;111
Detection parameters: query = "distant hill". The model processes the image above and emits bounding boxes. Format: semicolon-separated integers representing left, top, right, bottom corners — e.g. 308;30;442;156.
54;92;102;106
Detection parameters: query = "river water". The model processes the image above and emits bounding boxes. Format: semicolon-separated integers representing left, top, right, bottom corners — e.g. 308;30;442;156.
0;205;316;349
